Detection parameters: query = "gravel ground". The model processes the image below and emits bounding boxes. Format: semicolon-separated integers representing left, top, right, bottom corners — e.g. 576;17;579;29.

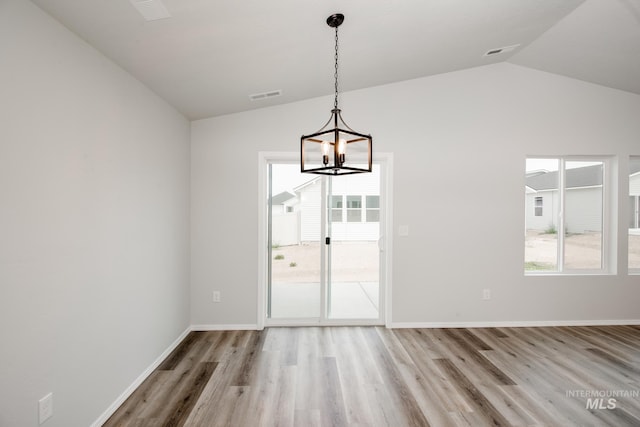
271;242;379;283
272;233;640;279
526;230;640;269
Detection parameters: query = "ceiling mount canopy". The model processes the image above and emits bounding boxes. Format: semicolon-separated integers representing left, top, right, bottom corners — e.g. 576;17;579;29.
300;13;372;176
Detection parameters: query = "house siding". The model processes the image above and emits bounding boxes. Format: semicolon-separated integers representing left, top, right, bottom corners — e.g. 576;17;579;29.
330;166;380;241
297;168;381;242
565;187;602;233
300;180;321;241
525;191;558;231
630;173;640;195
272;212;300;246
526;187;602;234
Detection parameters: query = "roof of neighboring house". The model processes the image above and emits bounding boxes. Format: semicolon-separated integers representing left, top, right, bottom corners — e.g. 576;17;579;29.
293;177;321;193
527;162;640;191
270;191;296;205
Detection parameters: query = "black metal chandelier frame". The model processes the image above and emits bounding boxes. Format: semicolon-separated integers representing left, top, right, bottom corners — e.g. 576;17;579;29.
300;13;373;176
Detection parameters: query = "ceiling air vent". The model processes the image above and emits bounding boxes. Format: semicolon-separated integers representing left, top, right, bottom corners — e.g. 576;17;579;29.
484;44;520;57
129;0;171;21
249;90;282;101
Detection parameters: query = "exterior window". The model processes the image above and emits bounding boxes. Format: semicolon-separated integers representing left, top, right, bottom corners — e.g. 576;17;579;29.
534;197;543;216
286;206;293;213
366;195;380;222
346;196;362;222
525;157;609;273
630;156;640;271
331;195;343;222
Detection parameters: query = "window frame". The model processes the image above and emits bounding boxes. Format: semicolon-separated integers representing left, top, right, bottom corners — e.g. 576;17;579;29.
346;195;362;223
525;156;614;276
366;195;380;223
534;196;543;217
629;155;640;275
330;195;344;223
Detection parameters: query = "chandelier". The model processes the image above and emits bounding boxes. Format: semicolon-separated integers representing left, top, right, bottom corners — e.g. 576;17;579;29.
300;13;372;175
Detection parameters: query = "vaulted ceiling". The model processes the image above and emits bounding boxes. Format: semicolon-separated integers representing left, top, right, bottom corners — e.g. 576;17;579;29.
31;0;640;120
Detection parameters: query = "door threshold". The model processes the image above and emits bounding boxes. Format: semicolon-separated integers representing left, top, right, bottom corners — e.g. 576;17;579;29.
266;319;385;327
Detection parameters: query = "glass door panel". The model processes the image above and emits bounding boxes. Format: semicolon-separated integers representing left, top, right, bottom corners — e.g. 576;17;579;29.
268;164;322;319
563;160;603;269
328;165;381;319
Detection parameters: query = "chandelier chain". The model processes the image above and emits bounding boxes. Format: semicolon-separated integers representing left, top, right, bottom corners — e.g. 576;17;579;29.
334;26;339;110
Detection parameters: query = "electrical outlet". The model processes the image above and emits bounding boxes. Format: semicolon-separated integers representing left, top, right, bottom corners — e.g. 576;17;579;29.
212;291;221;303
39;393;53;424
482;289;491;300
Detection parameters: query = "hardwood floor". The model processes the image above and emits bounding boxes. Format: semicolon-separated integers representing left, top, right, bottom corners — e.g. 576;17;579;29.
104;326;640;426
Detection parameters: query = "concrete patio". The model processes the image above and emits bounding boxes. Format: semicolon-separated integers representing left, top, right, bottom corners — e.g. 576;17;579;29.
270;281;379;319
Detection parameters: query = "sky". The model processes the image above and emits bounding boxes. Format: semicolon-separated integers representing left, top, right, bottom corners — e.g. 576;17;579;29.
270;164;314;195
526;158;602;173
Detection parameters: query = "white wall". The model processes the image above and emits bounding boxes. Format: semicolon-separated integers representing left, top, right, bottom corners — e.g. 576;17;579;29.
192;61;640;327
0;1;190;426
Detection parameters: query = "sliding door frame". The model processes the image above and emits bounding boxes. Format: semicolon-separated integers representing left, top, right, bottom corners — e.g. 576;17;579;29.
257;151;393;329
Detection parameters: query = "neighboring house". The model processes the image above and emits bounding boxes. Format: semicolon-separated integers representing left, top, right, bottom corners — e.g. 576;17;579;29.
270;191;295;215
270;191;299;246
272;170;381;245
329;170;380;242
293;178;322;242
525;163;640;233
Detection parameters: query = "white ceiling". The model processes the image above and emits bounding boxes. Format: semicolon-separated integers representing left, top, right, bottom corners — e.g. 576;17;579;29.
31;0;640;120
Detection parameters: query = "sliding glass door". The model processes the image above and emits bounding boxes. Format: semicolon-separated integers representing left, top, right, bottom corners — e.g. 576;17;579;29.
266;161;384;324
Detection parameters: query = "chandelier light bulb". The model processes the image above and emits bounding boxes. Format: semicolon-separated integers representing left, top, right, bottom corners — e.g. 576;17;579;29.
337;138;346;165
322;140;330;165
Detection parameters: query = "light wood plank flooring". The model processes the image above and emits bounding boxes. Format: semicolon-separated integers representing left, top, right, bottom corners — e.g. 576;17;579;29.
104;326;640;426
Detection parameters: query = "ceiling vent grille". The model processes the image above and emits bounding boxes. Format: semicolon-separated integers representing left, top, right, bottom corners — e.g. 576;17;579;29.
129;0;171;21
249;90;282;101
484;44;520;57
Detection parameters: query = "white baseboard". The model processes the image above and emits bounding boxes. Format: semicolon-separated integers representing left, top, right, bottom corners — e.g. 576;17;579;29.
191;324;258;331
90;326;191;427
389;319;640;329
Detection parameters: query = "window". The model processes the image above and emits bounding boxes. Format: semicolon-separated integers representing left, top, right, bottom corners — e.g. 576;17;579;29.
525;157;611;274
630;156;640;272
366;195;380;222
331;195;343;222
346;196;362;222
534;196;543;216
